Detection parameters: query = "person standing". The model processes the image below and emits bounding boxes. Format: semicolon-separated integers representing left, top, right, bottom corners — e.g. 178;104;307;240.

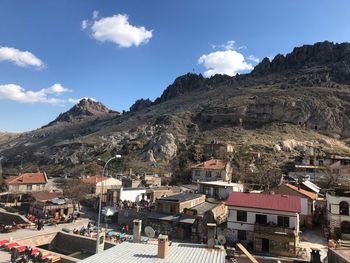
125;224;129;234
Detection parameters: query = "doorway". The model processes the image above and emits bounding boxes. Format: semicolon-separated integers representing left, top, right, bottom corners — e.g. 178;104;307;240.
262;238;269;253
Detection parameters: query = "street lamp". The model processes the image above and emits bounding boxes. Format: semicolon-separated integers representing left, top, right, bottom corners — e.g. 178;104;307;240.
96;154;122;254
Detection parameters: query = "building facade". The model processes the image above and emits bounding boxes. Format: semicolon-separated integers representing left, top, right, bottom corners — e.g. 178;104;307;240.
226;192;301;257
191;159;232;182
327;190;350;239
198;181;243;200
4;172;48;193
273;183;316;227
155;194;206;214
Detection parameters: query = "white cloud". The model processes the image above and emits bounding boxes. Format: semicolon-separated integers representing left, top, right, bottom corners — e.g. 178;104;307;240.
248;55;260;63
81;19;89;30
198;50;253;77
92;10;99;19
0;83;71;105
0;46;44;68
84;13;153;48
210;40;235;50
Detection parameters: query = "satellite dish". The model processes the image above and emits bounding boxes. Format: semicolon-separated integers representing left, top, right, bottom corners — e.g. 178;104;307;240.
208;238;215;248
217;235;226;245
145;226;155;238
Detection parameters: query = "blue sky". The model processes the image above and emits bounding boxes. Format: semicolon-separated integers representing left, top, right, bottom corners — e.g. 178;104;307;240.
0;0;350;131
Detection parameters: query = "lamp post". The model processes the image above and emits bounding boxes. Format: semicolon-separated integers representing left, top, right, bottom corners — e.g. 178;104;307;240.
96;154;121;254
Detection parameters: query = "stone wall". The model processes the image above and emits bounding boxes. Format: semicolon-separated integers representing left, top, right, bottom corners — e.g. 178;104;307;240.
17;232;57;247
51;232;115;254
117;208;150;227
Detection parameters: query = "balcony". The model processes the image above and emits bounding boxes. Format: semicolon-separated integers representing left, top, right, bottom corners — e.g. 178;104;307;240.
254;223;297;237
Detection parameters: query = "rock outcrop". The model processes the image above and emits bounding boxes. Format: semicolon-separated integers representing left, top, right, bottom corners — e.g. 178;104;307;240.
1;41;350;176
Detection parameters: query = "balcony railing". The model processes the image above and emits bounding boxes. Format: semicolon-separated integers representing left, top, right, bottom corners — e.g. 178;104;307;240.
254;223;297;237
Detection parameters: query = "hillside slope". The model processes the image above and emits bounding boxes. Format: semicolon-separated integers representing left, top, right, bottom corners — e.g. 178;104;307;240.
1;41;350;176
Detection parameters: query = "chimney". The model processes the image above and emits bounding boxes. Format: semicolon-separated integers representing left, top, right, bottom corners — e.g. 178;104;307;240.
207;223;216;248
133;219;142;243
158;235;169;259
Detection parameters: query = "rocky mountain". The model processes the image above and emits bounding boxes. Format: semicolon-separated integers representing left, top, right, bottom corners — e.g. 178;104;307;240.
46;98;117;126
1;41;350;177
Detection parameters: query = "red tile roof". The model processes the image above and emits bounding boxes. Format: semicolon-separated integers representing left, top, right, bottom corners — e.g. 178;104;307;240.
82;176;108;184
191;159;226;170
285;184;317;200
5;173;47;185
31;191;63;202
225;192;301;213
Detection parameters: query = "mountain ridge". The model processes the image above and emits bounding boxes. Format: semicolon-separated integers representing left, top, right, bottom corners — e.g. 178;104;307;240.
1;41;350;177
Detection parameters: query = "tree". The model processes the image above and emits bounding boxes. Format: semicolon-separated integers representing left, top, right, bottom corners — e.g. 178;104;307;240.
232;147;282;190
61;179;91;211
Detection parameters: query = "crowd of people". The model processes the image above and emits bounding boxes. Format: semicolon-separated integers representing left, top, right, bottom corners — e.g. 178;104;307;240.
116;199;152;212
10;246;45;263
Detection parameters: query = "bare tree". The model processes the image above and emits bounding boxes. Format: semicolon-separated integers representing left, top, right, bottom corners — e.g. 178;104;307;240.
61;179;91;211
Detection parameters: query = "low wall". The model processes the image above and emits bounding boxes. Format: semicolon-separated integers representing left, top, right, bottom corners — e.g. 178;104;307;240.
17;231;57;247
0;210;31;225
51;232;115;254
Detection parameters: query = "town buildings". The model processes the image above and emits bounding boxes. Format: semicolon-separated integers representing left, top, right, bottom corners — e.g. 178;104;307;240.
149;193;227;242
4;172;48;193
107;187;146;204
273;183;316;227
226;192;301;257
191;159;232;182
82;176;122;195
198;180;243;200
155;193;205;214
29;191;74;218
327;189;350;239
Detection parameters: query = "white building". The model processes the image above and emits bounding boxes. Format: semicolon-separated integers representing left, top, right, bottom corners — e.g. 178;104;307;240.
327;190;350;239
198;181;243;200
107;187;147;204
226;192;301;257
191;159;232;182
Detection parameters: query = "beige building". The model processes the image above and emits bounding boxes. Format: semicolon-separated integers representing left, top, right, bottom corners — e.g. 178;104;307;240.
4;172;48;193
82;176;122;195
191;159;232;182
155;193;206;214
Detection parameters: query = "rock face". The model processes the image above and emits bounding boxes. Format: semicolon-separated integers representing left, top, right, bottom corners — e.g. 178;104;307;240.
1;41;350;176
252;41;350;83
129;99;153;112
48;98;115;124
155;73;207;103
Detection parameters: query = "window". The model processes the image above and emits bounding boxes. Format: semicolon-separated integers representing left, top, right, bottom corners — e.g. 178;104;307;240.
256;214;267;225
27;185;32;191
237;230;246;241
206;171;212;177
277;216;290;228
340;201;349;216
237;210;247;222
195;170;200;176
170;205;176;214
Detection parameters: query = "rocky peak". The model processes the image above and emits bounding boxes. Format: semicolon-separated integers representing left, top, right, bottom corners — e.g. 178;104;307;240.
48;98;116;125
155;73;207;103
252;41;350;83
129;98;153;112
